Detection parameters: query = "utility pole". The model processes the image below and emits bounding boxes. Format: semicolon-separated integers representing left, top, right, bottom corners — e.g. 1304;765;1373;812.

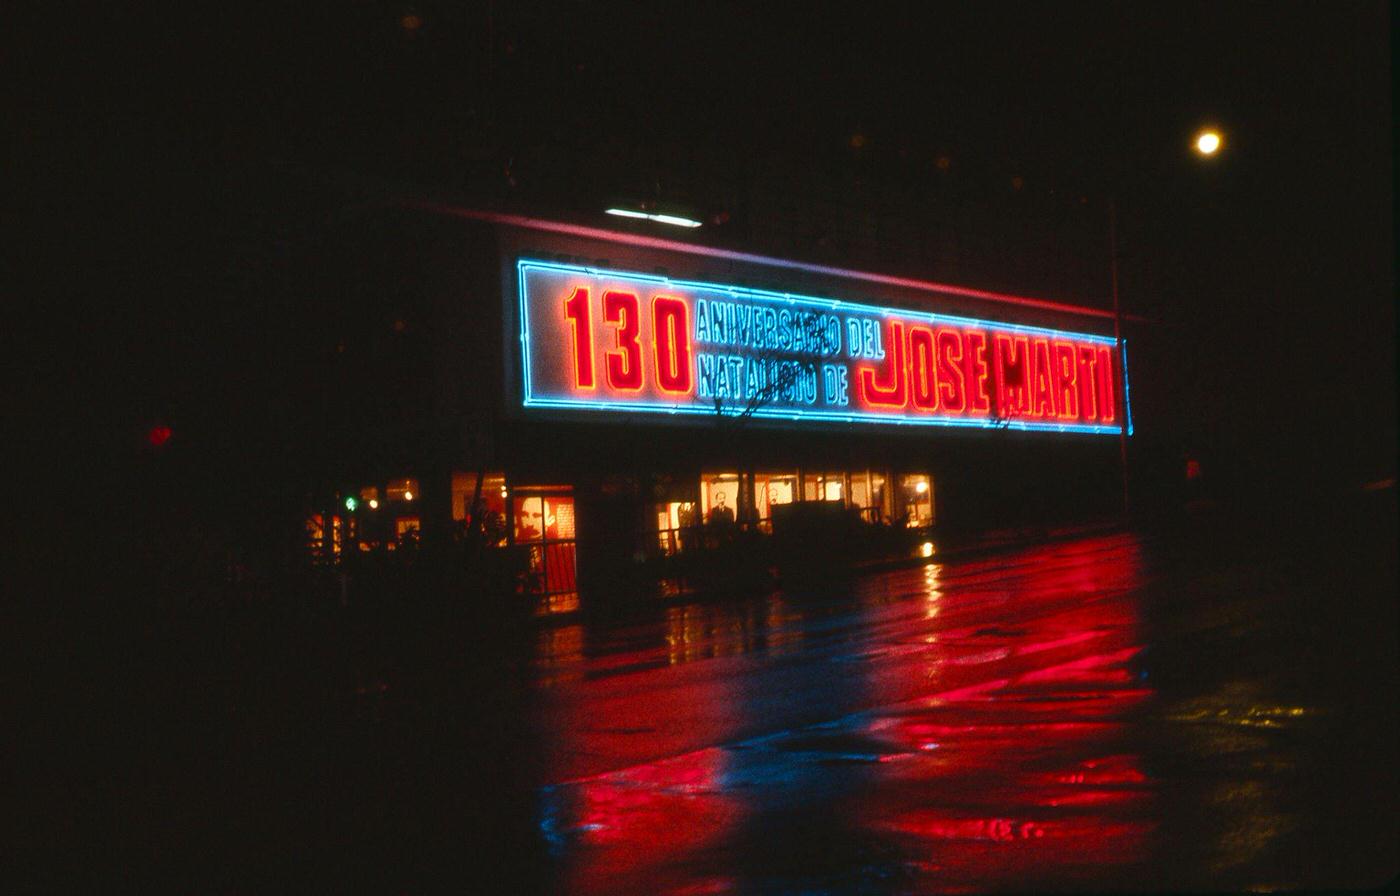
1108;196;1130;518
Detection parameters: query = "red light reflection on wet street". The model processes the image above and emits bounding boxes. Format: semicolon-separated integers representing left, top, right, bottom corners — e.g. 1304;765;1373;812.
535;535;1160;893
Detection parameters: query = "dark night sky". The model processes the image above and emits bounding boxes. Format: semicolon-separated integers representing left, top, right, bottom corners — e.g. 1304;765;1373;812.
15;1;1395;504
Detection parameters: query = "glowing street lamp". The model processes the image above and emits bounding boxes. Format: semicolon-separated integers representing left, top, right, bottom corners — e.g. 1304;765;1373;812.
1193;128;1223;156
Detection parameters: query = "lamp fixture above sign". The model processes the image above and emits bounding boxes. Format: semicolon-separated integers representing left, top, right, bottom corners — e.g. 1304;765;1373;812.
605;208;704;228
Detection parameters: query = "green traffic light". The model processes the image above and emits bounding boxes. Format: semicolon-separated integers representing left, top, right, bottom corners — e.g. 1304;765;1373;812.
344;496;358;512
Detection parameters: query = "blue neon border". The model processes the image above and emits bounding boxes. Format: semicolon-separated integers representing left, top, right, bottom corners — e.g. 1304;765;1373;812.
1122;339;1134;437
516;258;1130;436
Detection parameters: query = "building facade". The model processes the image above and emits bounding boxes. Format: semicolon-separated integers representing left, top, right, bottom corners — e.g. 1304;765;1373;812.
309;206;1132;611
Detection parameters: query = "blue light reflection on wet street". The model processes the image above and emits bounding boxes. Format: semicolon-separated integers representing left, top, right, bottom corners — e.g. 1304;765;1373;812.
529;519;1397;894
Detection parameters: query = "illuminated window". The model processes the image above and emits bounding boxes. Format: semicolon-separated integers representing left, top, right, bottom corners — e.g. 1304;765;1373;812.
395;517;420;539
453;471;509;546
871;472;889;519
754;472;797;522
512;495;576;543
803;472;846;503
898;474;934;528
848;470;889;523
450;473;501;520
700;472;740;526
851;473;872;510
305;513;344;556
656;501;698;555
512;487;577;598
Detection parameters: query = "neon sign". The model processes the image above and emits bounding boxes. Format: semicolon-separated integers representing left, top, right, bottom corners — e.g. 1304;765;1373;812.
518;259;1130;435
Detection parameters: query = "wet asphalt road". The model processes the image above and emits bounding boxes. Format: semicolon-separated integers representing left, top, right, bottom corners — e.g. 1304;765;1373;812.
529;496;1397;894
33;494;1393;892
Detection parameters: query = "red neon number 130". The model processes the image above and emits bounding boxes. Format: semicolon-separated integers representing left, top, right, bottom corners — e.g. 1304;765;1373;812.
563;287;595;389
603;290;644;391
562;287;693;394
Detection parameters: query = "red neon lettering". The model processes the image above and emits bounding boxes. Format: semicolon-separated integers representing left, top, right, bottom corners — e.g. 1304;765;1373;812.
993;334;1030;416
1096;345;1116;423
908;325;937;411
962;331;991;414
1030;337;1055;418
935;328;966;412
603;290;644;391
563;286;595;389
652;295;693;395
858;320;909;408
1052;341;1079;420
1076;346;1099;421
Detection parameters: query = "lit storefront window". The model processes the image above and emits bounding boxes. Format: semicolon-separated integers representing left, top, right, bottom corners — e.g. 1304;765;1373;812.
803;472;846;503
848;471;889;523
306;513;344;557
899;474;935;528
453;471;508;546
754;471;798;527
649;467;923;556
513;495;576;542
700;473;740;526
656;501;698;555
512;488;578;603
